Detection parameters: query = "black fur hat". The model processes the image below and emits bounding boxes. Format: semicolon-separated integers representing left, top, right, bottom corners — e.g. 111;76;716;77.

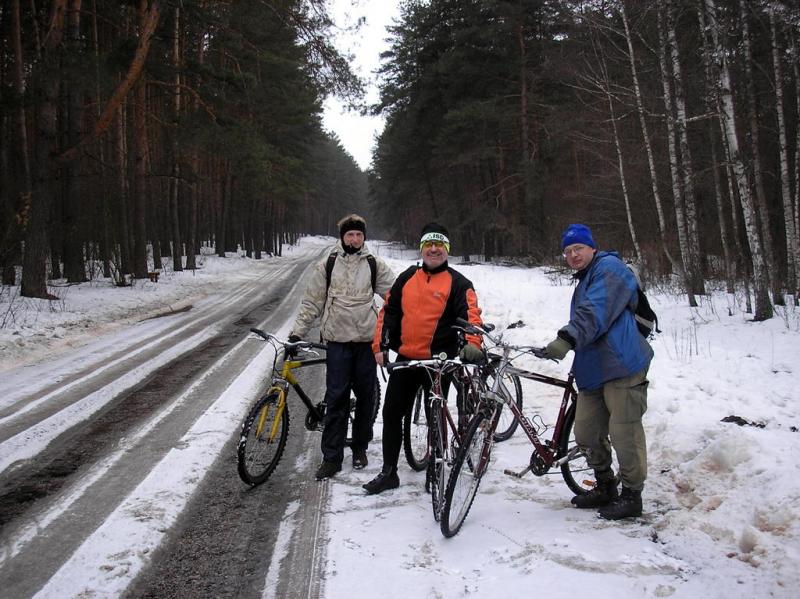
338;214;367;240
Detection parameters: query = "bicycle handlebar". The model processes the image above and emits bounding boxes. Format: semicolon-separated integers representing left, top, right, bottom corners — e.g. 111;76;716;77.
453;319;552;363
386;353;462;374
249;328;327;352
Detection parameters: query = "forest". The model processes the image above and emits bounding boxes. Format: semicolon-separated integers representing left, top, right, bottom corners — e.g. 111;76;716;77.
371;0;799;320
1;1;799;322
0;0;367;297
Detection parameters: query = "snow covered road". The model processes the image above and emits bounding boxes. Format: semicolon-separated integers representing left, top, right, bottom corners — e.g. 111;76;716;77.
1;237;798;599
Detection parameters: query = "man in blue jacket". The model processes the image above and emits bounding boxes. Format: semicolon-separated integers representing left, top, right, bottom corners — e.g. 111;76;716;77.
543;224;653;520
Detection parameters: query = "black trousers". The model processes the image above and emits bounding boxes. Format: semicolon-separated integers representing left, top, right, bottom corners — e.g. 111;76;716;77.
380;358;453;472
321;341;376;465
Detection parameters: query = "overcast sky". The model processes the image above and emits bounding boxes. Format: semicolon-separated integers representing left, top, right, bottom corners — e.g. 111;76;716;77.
322;0;401;171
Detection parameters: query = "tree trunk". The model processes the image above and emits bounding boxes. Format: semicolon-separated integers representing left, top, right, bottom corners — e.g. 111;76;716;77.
618;1;683;280
132;73;149;279
5;0;32;286
769;8;798;303
21;0;68;299
170;5;183;272
740;0;781;304
216;162;229;258
115;102;132;278
63;0;86;283
791;28;800;301
696;4;735;294
601;53;642;264
656;6;697;306
667;2;703;295
705;0;772;320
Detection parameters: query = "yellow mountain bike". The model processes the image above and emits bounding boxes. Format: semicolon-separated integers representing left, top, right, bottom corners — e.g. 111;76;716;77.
237;328;380;486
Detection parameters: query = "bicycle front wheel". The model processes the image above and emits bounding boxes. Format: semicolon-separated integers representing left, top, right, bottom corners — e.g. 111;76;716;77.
237;391;289;486
403;385;429;471
429;402;448;522
486;371;522;442
558;401;597;495
441;411;492;538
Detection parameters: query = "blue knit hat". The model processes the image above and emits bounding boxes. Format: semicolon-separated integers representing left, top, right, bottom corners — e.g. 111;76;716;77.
561;223;596;250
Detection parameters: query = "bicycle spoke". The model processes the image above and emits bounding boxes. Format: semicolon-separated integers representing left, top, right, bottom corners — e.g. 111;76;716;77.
237;393;289;486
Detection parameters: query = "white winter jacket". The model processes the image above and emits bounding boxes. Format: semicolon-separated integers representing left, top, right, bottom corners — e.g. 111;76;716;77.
291;242;396;343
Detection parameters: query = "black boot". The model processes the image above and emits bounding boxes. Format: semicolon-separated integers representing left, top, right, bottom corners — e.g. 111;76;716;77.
598;487;642;520
571;476;619;509
362;469;400;495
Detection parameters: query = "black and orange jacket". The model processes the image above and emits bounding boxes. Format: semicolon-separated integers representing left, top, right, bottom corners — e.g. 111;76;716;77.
372;262;482;359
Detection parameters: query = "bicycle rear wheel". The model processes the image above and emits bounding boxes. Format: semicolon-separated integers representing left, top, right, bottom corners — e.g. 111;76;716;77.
486;371;522;442
441;411;493;538
403;385;429;471
558;401;597;495
237;392;289;486
428;402;448;522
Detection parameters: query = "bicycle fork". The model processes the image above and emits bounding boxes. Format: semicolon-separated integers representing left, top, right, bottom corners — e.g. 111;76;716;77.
257;389;286;441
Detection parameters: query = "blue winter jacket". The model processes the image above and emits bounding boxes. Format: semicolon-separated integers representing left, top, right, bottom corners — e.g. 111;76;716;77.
559;251;653;391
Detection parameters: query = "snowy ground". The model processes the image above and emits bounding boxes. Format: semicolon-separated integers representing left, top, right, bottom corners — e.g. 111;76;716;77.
1;237;798;598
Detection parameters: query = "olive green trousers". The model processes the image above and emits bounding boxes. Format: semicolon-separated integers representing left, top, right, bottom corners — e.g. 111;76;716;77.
574;368;649;491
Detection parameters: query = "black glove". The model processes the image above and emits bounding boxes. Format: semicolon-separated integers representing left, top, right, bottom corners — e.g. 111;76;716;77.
459;344;485;364
288;334;302;343
542;337;571;361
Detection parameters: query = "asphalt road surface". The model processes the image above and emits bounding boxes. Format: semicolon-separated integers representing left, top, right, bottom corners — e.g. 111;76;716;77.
0;249;334;598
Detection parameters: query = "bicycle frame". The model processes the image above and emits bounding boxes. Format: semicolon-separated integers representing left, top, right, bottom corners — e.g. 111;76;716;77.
497;365;577;474
276;354;326;422
474;333;579;478
426;365;461;460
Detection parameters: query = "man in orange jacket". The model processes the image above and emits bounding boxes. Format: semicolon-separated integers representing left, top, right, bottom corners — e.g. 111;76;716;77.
363;222;483;495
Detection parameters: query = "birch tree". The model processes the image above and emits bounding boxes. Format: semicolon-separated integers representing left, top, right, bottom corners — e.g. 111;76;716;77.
739;0;781;303
667;2;704;295
792;27;800;300
657;4;698;306
601;52;643;263
696;3;736;294
618;1;685;286
769;7;799;301
704;0;772;320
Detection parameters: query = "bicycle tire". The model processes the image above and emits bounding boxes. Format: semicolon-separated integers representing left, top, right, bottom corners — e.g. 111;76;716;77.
345;379;382;447
237;391;289;486
488;371;523;442
441;410;492;538
558;401;598;495
429;402;447;522
403;385;429;471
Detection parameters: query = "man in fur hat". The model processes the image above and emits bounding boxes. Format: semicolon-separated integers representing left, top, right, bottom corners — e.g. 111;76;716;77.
290;214;396;480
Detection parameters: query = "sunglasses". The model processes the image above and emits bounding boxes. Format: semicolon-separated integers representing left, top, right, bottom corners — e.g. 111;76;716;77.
421;240;449;251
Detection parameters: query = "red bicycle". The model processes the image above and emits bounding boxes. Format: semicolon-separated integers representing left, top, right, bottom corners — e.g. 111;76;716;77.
440;320;602;537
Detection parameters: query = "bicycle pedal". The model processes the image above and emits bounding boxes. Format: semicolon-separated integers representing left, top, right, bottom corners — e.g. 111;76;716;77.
503;467;529;479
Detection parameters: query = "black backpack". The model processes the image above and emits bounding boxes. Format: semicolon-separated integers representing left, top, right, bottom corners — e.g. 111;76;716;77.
325;251;377;294
625;262;660;338
633;287;660;338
